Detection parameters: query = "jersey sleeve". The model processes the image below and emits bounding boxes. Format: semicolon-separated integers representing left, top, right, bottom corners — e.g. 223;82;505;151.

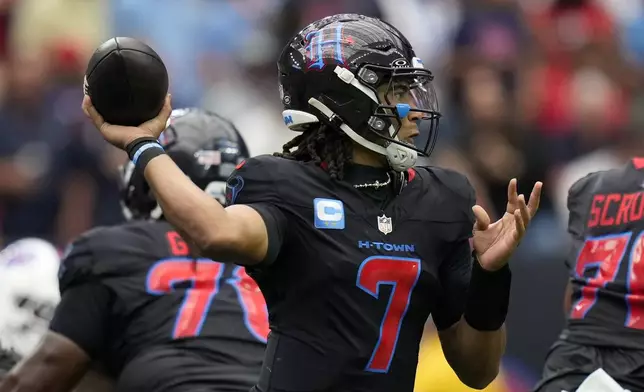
53;228;115;358
430;168;476;330
49;283;113;359
567;173;595;239
564;173;595;269
58;231;98;293
225;155;284;206
59;225;152;290
433;239;472;330
426;166;476;242
226;155;290;265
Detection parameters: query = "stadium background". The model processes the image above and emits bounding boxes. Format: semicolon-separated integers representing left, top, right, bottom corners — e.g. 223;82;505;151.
0;0;641;390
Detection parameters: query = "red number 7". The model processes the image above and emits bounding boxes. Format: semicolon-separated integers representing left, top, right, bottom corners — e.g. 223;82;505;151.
356;256;421;373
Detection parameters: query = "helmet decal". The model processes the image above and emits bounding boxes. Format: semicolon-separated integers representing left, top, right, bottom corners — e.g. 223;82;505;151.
305;23;351;70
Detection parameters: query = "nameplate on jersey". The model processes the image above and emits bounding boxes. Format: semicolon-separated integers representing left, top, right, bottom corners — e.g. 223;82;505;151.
313;198;345;230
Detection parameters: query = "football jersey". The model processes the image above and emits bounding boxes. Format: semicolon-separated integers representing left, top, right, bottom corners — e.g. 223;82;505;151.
227;155;475;392
57;220;268;390
564;158;644;349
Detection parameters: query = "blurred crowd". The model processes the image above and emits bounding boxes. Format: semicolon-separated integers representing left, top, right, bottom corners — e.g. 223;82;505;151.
1;0;643;390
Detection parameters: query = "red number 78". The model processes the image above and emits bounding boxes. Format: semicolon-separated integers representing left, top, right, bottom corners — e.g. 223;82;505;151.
570;231;644;329
146;258;269;341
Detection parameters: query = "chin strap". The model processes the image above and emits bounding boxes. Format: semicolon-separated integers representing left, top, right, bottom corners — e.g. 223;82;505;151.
308;97;387;156
307;97;416;171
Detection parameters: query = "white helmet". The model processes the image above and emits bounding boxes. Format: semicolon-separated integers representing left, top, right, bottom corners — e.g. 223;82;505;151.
0;238;60;357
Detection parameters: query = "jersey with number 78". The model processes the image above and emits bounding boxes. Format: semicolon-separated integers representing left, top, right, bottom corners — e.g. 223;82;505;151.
228;155;475;392
56;220;268;389
565;158;644;349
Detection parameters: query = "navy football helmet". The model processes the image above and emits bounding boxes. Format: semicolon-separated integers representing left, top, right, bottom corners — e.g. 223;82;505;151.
277;14;440;171
120;108;250;220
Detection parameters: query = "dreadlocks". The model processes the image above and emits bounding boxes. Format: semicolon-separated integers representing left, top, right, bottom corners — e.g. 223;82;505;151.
274;124;353;180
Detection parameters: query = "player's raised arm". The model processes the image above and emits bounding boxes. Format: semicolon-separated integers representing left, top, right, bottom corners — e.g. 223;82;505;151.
82;96;274;265
138;152;270;265
437;178;542;389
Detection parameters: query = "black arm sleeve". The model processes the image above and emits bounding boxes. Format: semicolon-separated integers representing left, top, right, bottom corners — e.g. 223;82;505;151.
49;283;113;359
247;203;288;265
433;239;472;330
429;168;476;330
226;156;291;266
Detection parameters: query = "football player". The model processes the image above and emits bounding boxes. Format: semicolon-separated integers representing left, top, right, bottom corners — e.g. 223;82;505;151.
0;109;268;392
534;159;644;392
83;14;542;391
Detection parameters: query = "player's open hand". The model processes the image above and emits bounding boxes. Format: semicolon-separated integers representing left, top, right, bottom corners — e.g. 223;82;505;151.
471;178;542;271
81;93;172;150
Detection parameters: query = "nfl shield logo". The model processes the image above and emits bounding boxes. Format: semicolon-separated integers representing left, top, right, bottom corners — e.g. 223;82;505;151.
377;214;393;235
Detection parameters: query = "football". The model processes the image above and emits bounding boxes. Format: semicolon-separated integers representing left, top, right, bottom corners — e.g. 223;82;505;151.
84;37;168;126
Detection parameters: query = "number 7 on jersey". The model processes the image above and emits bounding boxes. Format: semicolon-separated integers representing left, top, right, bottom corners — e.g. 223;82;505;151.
357;256;421;373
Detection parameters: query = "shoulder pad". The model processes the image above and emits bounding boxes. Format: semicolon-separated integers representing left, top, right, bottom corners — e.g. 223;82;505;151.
415;166;475;223
412;166;475;242
430;166;476;202
566;171;602;237
566;169;621;238
568;171;599;203
58;228;102;293
58;224;149;292
225;154;291;206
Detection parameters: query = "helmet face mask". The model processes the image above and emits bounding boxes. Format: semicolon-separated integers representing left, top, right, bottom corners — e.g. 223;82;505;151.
278;14;442;171
359;63;440;156
120;108;250;221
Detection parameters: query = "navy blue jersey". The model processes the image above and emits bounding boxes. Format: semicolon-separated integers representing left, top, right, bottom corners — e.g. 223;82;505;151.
51;220;267;391
563;159;644;349
227;155;475;392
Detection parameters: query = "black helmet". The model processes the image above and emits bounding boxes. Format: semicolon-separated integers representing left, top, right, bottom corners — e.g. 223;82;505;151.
278;14;440;171
120;108;250;220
